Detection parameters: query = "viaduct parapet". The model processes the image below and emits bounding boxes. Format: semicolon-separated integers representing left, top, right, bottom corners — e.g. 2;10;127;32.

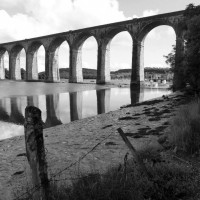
0;10;185;88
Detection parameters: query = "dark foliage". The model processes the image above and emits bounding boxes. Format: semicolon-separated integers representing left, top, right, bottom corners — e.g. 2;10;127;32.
164;4;200;93
184;4;200;93
163;45;176;71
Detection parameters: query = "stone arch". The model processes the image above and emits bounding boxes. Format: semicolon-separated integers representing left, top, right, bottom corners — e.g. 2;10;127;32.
109;29;133;73
104;27;132;46
69;32;98;83
48;36;69;52
80;35;98;81
27;41;45;80
10;44;26;80
96;28;132;84
138;20;176;42
130;21;176;87
73;32;98;49
0;48;8;79
0;48;6;79
0;48;6;55
28;41;44;53
46;37;70;82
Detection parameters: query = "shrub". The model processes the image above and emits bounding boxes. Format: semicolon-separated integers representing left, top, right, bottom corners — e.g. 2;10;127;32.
16;158;199;200
169;100;200;154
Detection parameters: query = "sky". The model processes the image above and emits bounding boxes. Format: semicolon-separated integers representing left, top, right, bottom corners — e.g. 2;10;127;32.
0;0;199;72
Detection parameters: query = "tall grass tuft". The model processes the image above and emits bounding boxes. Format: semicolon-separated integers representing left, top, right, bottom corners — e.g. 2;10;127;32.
16;158;199;200
169;99;200;154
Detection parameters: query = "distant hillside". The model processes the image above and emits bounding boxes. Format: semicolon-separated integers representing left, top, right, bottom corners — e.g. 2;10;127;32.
110;67;173;80
35;67;172;80
4;67;172;80
39;68;97;79
110;69;131;79
144;67;172;73
111;68;172;74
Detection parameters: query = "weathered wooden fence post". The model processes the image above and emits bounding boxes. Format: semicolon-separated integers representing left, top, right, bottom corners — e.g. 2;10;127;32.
117;128;147;175
24;106;49;200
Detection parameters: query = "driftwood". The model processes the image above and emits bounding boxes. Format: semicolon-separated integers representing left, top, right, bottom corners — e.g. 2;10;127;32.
24;106;49;200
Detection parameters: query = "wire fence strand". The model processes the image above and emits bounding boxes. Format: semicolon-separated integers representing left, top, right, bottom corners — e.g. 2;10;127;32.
14;131;114;200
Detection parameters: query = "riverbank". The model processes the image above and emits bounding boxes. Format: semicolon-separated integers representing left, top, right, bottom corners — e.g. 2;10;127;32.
0;90;192;200
75;79;171;89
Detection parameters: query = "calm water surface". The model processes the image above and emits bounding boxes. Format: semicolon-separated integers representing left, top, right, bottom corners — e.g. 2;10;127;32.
0;87;171;140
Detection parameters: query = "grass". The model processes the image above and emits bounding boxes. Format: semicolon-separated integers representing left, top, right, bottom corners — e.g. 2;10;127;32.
15;151;199;200
168;99;200;154
14;95;200;200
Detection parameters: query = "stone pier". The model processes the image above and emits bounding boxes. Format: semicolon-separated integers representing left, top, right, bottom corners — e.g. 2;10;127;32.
0;10;185;87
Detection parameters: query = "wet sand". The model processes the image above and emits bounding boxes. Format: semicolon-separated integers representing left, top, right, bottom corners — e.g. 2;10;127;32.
0;90;187;200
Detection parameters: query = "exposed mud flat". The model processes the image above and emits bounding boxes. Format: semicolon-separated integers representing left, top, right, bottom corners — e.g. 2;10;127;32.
0;91;188;200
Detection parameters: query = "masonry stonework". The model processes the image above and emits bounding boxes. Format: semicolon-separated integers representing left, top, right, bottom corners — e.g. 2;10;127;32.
0;10;185;89
0;53;5;79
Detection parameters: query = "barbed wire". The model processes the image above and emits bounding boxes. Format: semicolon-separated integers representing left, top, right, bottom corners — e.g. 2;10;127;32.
14;100;170;199
14;130;114;200
49;131;114;181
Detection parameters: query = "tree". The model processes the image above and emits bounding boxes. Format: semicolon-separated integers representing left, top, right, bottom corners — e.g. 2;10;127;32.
184;4;200;93
163;45;176;71
164;4;200;93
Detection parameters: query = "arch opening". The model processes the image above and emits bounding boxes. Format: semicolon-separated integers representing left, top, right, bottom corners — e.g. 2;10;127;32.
109;31;133;85
81;36;98;83
37;45;45;80
143;25;176;87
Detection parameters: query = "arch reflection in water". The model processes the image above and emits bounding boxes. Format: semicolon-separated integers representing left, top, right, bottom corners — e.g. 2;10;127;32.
0;87;172;140
27;95;39;107
10;97;25;125
69;91;83;121
45;94;62;128
0;98;10;122
96;89;110;114
130;86;145;105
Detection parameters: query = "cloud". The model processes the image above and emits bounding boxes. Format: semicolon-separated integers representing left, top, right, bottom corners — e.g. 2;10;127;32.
82;61;90;68
0;0;128;43
110;62;130;71
147;63;168;68
141;9;162;39
0;0;160;43
142;9;159;17
132;9;159;18
0;1;169;71
0;9;48;41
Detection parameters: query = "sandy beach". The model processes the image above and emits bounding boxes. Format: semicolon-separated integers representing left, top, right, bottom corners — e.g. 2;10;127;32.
0;87;187;200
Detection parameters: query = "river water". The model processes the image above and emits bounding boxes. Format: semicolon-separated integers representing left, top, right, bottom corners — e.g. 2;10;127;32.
0;82;171;140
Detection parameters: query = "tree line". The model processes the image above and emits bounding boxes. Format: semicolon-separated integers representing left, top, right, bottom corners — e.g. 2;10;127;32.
164;4;200;93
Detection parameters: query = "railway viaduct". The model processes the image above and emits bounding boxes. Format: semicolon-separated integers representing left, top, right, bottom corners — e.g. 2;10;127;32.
0;10;185;88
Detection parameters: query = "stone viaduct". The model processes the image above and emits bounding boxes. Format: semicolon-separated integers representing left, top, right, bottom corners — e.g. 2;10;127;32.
0;10;185;88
